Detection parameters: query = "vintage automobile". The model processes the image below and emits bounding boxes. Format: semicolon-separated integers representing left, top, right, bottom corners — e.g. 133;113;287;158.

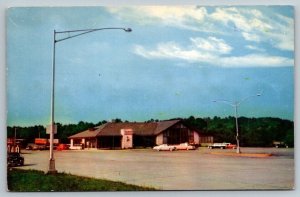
273;141;289;148
174;143;196;150
69;144;84;150
224;143;237;149
207;143;226;149
56;144;70;151
153;144;176;151
208;143;237;149
26;143;47;150
7;152;24;167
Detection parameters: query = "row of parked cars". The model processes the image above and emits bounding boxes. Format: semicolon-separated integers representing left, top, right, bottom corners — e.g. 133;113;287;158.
153;142;238;151
26;143;71;151
153;143;196;151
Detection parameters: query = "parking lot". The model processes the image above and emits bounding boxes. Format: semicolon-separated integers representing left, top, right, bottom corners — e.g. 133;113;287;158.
18;147;294;190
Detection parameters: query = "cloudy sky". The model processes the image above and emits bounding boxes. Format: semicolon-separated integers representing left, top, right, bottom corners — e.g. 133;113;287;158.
7;6;294;126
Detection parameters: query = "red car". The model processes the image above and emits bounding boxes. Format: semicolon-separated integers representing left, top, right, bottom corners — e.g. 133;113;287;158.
224;143;237;149
56;144;69;151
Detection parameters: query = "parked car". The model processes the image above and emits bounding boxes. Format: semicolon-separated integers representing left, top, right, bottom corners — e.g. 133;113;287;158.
7;152;24;167
56;144;69;151
26;143;47;150
174;143;196;150
153;144;176;151
69;144;83;150
224;143;237;149
207;143;227;149
208;143;237;149
273;141;288;148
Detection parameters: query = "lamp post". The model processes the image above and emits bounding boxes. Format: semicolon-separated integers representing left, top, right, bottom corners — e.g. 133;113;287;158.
48;27;132;174
212;93;261;154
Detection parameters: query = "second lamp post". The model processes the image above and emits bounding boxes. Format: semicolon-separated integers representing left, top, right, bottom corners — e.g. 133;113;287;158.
213;93;261;154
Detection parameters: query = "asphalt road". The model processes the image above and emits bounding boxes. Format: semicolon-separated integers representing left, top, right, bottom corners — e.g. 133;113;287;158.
17;147;294;190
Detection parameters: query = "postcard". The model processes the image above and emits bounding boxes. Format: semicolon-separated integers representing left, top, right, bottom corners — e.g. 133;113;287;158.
6;6;294;191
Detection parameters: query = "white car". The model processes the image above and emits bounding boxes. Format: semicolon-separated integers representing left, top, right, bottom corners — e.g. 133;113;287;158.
153;144;176;151
69;144;83;150
174;143;196;150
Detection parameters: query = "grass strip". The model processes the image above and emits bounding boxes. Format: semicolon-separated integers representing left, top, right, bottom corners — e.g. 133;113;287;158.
7;168;156;192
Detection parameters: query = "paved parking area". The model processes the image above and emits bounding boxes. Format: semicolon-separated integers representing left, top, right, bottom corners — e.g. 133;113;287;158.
18;148;294;190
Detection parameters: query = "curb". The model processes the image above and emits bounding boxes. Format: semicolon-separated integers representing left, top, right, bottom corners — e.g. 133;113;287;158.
210;152;272;158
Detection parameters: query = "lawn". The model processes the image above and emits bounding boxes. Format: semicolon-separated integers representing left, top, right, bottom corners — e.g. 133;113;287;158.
7;168;156;191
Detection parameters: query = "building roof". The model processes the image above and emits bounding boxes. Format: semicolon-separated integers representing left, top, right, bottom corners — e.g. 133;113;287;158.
96;119;181;136
153;119;181;135
68;124;106;139
69;119;182;138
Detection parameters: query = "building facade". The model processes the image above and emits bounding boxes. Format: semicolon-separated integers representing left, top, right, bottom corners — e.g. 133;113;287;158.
68;119;213;149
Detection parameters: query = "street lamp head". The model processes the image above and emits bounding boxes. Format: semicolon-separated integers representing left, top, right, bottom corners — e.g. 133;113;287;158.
256;93;261;96
124;28;132;32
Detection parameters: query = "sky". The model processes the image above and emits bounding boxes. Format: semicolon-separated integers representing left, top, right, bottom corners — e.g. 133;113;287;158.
6;6;294;126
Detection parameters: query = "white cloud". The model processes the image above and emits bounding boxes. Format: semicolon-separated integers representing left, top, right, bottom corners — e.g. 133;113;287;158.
210;7;253;32
108;6;208;31
250;9;263;18
190;37;232;54
208;7;293;51
133;39;293;68
242;32;260;42
219;54;293;68
245;45;265;52
209;7;273;33
133;42;215;63
108;6;294;52
268;13;294;51
137;6;207;22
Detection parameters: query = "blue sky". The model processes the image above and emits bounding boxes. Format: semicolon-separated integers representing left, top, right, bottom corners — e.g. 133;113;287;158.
6;6;294;126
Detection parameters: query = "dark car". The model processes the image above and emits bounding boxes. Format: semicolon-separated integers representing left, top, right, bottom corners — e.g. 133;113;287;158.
7;152;24;167
273;141;289;148
26;143;47;150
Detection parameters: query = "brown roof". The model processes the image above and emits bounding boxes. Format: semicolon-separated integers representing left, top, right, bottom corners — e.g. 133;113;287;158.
97;119;182;136
69;119;182;138
68;124;106;139
153;119;181;135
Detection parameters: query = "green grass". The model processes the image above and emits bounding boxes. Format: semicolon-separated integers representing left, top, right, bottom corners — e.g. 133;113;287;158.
7;168;156;192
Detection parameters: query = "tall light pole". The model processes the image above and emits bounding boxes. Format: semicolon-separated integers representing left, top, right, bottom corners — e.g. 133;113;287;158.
48;27;132;174
213;93;262;154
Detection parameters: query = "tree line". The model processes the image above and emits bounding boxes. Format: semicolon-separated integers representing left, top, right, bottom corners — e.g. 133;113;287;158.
184;116;294;147
7;116;294;147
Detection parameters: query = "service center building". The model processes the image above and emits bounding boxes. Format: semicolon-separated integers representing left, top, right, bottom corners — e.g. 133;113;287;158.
68;119;213;149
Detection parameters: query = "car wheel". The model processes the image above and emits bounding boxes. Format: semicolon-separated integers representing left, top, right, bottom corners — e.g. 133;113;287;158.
220;147;224;149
